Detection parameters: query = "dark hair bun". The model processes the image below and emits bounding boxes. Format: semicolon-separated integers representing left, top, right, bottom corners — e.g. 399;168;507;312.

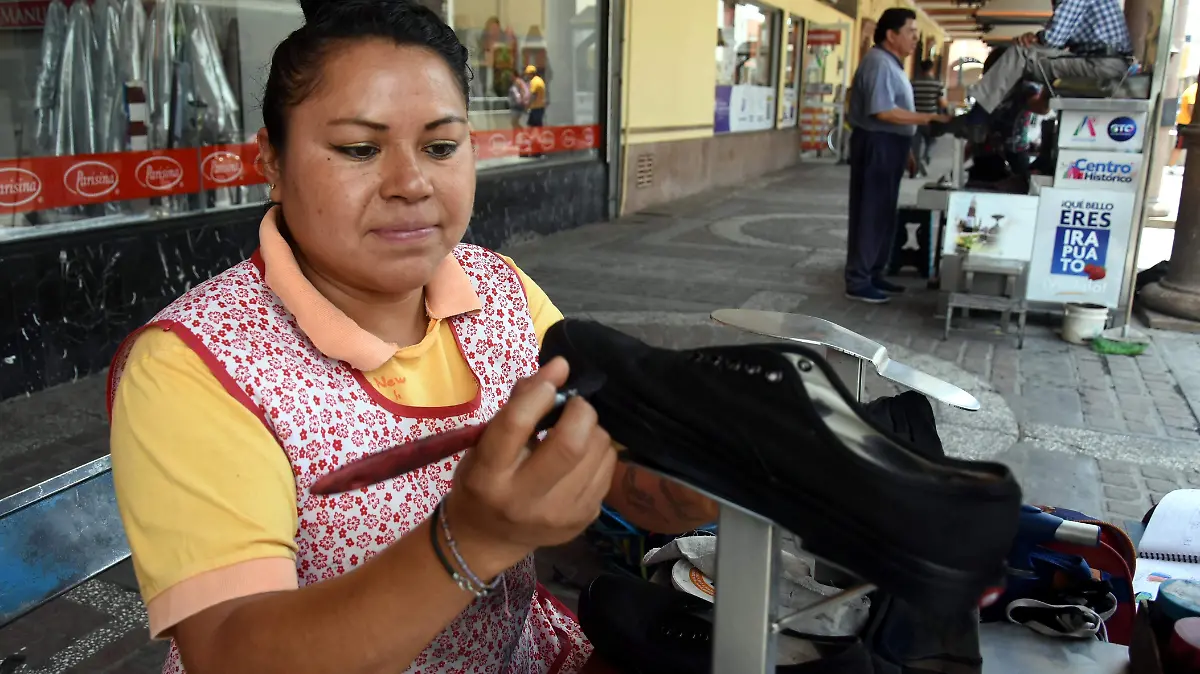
298;0;333;22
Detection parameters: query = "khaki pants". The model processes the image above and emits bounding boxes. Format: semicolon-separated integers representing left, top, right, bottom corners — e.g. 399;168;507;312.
969;44;1128;112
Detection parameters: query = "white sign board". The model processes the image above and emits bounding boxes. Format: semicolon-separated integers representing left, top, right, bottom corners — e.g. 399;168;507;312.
715;84;777;133
1026;187;1136;308
1054;150;1142;192
780;87;798;128
942;192;1040;260
1058;110;1147;152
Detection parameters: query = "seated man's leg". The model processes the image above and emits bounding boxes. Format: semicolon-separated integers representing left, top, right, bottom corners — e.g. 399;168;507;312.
1030;52;1129;90
970;45;1071;113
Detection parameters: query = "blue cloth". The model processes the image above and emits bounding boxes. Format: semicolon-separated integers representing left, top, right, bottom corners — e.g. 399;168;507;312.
848;47;916;137
1041;0;1131;53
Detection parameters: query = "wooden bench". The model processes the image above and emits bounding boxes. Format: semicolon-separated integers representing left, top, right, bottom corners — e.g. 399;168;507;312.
944;256;1029;349
0;457;130;668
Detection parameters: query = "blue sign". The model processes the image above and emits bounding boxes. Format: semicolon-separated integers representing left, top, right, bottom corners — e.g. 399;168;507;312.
1107;116;1138;142
714;85;732;133
1052;226;1110;277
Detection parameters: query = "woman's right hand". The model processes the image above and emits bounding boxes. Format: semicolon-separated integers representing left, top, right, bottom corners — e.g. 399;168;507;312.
443;357;618;580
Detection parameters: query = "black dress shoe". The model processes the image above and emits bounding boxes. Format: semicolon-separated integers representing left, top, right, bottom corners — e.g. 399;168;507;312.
578;573;876;674
541;319;1022;618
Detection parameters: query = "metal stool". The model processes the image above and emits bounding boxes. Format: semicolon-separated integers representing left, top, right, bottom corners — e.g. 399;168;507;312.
945;256;1029;349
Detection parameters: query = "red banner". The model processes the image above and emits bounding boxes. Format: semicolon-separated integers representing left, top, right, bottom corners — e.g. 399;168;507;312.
0;124;600;215
806;29;842;46
473;124;601;161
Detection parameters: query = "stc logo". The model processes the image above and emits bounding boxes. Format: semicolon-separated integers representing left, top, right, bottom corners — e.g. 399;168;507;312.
1107;116;1138;142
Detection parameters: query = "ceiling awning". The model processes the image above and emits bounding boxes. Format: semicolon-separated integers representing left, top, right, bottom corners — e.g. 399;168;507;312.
914;0;1053;41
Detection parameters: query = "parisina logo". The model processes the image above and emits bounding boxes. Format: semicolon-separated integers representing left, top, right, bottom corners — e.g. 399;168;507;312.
1063;158;1137;183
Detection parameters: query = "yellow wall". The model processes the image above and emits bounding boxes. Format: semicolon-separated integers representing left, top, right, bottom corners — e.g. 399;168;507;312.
621;0;855;146
622;0;716;144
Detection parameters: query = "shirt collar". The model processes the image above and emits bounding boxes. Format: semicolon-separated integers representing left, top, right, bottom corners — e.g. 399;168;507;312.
874;45;904;67
257;206;482;371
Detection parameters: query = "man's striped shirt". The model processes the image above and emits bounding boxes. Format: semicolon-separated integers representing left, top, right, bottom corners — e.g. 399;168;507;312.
910;76;945;114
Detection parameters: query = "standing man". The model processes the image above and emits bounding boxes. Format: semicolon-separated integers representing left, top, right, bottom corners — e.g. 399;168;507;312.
525;65;547;127
910;59;947;177
845;8;949;304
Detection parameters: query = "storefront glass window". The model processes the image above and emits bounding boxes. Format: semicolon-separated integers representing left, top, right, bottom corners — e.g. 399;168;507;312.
780;15;803;129
0;0;604;242
800;25;848;154
715;0;779;134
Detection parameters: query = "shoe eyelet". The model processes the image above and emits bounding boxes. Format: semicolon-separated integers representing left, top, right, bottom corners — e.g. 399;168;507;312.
766;371;783;383
798;359;813;372
746;364;762;375
727;360;742;372
710;355;723;366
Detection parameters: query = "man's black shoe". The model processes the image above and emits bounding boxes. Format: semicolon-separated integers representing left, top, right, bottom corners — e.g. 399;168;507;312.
873;279;906;294
542;319;1022;618
935;115;990;144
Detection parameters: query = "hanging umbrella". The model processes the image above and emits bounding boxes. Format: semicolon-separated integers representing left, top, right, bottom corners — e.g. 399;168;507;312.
143;0;177;151
55;0;97;158
118;0;147;86
93;0;123;155
181;3;241;146
32;0;68;157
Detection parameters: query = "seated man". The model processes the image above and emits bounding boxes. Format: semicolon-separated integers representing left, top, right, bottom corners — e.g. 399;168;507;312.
941;0;1132;141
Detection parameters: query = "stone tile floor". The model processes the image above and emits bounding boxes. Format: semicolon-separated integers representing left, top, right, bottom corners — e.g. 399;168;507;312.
4;158;1200;672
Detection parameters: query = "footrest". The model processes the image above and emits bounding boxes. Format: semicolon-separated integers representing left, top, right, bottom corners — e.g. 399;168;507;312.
947;292;1025;312
944;293;1028;349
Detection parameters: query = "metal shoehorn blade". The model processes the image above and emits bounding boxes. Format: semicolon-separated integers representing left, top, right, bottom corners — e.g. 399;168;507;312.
710;309;980;411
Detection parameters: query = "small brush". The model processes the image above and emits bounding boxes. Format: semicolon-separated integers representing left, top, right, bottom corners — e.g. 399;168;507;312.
310;388;580;495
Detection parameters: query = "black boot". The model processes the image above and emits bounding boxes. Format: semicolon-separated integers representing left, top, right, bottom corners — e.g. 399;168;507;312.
541;319;1022;618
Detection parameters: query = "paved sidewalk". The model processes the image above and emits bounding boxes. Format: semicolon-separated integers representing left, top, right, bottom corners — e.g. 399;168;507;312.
4;159;1200;672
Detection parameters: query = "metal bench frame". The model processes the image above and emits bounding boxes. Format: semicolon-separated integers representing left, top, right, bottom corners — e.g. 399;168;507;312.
0;456;130;629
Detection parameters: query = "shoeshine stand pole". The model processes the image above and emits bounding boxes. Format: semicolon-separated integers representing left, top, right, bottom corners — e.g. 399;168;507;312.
707;310;981;674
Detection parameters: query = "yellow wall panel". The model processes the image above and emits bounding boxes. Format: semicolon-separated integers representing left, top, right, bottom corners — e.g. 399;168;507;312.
623;0;717;135
622;0;856;145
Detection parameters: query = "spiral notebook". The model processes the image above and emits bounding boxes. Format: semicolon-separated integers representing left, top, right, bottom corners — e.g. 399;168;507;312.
1132;489;1200;600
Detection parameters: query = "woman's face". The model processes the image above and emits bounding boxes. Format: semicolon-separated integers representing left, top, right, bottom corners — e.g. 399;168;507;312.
263;40;474;298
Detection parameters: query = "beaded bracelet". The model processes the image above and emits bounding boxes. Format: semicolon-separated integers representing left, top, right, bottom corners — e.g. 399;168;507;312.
429;501;500;598
439;500;504;595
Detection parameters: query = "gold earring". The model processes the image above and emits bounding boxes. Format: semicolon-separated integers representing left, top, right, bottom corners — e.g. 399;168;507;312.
268;183;276;190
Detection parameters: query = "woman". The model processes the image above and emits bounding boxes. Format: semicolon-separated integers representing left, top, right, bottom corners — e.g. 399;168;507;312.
108;2;715;673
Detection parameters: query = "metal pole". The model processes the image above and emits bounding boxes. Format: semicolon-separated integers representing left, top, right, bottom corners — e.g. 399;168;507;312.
711;347;865;674
1118;0;1181;333
711;508;780;674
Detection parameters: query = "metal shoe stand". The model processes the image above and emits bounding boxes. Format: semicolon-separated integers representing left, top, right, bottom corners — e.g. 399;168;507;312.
706;310;982;674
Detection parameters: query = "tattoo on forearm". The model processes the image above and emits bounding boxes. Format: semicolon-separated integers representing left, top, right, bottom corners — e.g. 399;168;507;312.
659;478;713;522
621;465;658;514
619;465;714;528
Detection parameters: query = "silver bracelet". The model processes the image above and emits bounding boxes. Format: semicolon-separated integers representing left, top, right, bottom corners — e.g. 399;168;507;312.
438;500;503;597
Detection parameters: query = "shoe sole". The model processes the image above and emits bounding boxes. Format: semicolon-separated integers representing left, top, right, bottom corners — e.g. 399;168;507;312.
844;292;890;304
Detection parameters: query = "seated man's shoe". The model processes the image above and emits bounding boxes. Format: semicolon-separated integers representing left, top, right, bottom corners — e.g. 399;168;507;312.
845;286;890;304
542;320;1023;619
933;104;991;144
873;278;906;294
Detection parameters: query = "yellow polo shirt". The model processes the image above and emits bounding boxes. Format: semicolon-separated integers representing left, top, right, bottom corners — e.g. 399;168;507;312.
110;210;562;638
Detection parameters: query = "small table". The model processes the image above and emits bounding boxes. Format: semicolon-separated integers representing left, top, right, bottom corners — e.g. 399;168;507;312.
945;256;1029;349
